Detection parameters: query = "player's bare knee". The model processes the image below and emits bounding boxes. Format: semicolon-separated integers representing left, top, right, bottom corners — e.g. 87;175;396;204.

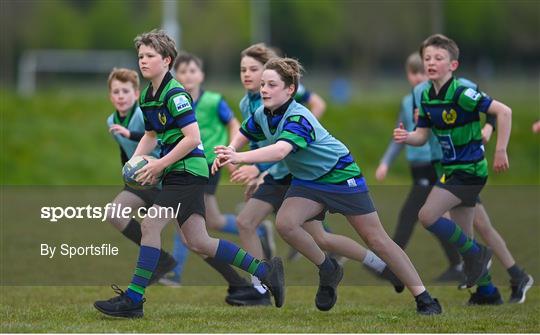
418;207;436;227
366;234;388;255
107;217;127;231
140;221;156;237
275;219;295;238
205;217;221;230
312;233;330;250
236;214;256;233
474;219;488;235
185;236;209;254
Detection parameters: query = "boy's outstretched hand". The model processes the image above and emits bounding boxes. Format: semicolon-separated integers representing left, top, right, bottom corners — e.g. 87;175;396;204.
393;122;408;143
213;145;240;174
231;165;260;184
109;124;130;138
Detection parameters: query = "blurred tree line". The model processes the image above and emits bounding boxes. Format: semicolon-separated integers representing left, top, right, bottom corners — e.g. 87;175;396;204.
1;0;538;86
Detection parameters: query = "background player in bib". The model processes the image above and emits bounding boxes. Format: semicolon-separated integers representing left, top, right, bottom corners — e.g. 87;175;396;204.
393;34;512;305
94;30;284;318
105;67;177;284
214;57;442;315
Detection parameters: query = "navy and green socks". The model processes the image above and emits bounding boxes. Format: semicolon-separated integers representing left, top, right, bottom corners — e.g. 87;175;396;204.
477;272;497;296
213;239;269;279
426;217;481;256
126;245;160;303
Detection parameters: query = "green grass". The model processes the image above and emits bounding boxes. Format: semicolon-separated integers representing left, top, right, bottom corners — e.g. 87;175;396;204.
1;185;539;332
1;286;539;333
1;80;539;332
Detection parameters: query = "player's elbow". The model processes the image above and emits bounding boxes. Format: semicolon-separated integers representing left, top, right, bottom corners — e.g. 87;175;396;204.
186;135;202;151
418;136;429;146
275;145;291;160
503;106;512;119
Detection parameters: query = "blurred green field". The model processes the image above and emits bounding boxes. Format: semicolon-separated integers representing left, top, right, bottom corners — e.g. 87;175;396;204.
1;77;539;185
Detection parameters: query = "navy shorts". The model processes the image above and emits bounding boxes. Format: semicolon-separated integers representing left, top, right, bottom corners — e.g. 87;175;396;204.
284;185;376;220
205;165;221;195
153;172;208;226
436;171;487;207
252;174;292;212
123;185;160;208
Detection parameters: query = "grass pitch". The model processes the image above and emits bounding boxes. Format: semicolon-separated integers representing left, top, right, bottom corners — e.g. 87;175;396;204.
1;285;539;333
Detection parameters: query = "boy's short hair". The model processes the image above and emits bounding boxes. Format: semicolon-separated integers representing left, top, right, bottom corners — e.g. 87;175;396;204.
173;52;203;72
420;34;460;61
405;52;424;74
108;68;140;91
241;43;278;65
134;29;177;70
264;57;303;96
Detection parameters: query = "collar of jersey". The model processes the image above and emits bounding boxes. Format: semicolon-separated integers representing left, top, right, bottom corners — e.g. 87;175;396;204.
144;72;173;102
114;103;138;127
264;98;294;116
429;76;455;100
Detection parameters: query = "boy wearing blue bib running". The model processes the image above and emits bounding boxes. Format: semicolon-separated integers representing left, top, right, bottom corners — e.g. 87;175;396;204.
231;45;404;307
214;57;441;315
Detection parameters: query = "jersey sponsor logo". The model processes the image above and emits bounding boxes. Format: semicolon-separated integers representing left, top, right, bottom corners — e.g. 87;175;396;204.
464;88;481;101
173;95;191;112
438;135;456;161
442;109;457;125
158;112;167;126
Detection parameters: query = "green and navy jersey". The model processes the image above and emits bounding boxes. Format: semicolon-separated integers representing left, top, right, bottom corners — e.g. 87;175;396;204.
413;78;497;164
193;90;233;164
240;99;367;193
139;72;208;178
417;77;493;178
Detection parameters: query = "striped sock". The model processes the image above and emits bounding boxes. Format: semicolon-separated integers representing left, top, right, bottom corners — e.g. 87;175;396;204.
426;217;480;256
477;272;496;295
213;239;269;280
126;245;161;303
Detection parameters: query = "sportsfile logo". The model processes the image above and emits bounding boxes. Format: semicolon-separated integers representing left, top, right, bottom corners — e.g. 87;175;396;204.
40;203;181;222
